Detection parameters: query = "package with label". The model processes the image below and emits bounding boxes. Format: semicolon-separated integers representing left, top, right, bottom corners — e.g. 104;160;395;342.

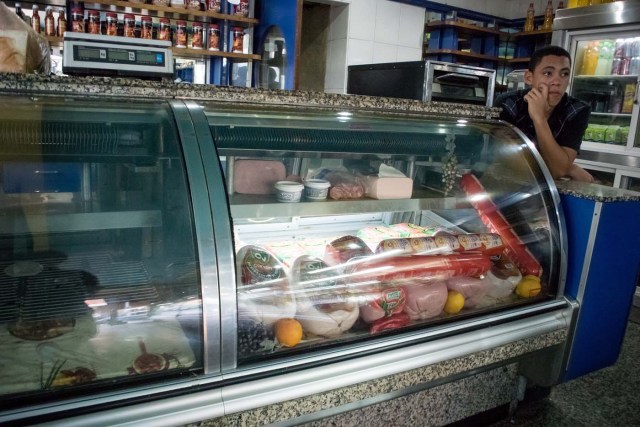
357;164;413;200
0;3;50;74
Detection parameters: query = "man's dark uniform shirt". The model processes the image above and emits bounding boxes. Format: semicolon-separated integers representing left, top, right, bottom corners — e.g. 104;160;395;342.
495;89;591;153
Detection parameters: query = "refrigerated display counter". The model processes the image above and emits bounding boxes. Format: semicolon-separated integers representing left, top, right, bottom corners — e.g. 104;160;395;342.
0;75;576;426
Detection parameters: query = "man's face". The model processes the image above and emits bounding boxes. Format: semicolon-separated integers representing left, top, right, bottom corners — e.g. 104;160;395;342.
524;55;571;108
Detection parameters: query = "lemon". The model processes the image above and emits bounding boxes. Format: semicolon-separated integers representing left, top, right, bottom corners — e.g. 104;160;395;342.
444;290;465;314
515;275;542;298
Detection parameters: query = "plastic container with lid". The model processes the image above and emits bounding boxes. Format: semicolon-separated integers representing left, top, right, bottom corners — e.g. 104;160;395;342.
303;179;331;201
105;12;118;36
275;181;304;203
208;23;220;51
88;10;101;35
191;22;204;49
206;0;221;13
141;16;153;39
71;7;84;33
234;0;249;17
158;18;171;41
231;26;244;53
124;13;136;38
175;20;187;47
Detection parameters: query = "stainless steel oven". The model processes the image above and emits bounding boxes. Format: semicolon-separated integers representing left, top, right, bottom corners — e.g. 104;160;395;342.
348;60;496;107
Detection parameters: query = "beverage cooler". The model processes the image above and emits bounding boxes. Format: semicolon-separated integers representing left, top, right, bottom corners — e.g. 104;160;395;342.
0;93;575;425
552;1;640;188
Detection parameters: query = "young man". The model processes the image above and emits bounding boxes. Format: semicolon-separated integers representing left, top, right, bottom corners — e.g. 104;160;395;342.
495;45;594;182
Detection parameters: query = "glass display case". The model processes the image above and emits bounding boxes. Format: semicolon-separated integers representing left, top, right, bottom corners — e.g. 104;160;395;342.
0;95;570;424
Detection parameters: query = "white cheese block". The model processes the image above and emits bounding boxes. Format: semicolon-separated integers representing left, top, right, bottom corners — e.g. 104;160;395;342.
359;175;413;199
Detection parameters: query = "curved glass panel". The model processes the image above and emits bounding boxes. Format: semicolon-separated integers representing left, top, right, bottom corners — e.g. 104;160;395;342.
0;97;202;406
200;104;562;366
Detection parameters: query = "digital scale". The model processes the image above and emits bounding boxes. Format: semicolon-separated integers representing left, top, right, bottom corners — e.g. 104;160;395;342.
63;33;174;79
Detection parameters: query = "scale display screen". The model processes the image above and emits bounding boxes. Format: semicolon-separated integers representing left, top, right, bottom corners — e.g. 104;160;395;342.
74;45;166;67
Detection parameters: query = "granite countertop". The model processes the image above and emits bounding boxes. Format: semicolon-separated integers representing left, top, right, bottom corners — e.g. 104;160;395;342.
556;180;640;202
0;73;500;119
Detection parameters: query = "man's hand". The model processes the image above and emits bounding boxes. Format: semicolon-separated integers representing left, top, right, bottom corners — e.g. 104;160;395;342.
524;84;553;122
568;164;595;183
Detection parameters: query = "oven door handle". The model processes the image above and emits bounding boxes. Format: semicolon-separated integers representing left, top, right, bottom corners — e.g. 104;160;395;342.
435;73;480;85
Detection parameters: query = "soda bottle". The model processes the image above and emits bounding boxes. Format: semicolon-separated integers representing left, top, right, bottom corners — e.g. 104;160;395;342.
45;6;56;36
595;40;612;75
57;9;67;37
524;3;535;32
580;42;599;75
542;0;554;30
31;5;41;34
558;1;565;9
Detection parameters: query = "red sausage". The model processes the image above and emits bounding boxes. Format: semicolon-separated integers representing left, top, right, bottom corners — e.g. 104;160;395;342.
348;253;492;284
370;312;411;333
460;173;542;277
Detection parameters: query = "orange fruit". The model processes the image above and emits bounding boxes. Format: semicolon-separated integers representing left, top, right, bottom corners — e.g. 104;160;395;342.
444;290;465;314
515;275;542;298
275;318;303;347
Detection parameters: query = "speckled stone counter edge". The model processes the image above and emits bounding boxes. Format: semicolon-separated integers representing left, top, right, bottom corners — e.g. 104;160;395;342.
556;180;640;202
0;73;501;119
188;329;566;427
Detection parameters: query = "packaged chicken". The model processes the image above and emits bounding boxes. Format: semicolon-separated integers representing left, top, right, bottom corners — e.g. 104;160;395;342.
290;256;359;338
236;245;296;327
402;280;448;320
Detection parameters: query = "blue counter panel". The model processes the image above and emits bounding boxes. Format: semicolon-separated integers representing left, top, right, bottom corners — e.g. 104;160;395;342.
562;194;640;381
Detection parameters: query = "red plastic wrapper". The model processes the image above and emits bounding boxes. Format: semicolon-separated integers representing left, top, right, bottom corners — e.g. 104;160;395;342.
460;173;542;277
348;253;492;284
324;235;373;266
370;312;410;333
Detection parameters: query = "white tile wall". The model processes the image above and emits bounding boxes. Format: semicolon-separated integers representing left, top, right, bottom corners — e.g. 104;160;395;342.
348;0;376;40
323;0;553;93
324;0;425;93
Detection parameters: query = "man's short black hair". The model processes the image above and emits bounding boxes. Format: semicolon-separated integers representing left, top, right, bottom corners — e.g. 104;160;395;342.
528;45;572;71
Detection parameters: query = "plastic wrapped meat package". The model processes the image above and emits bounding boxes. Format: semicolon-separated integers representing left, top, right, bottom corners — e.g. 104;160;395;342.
0;3;50;74
290;256;359;338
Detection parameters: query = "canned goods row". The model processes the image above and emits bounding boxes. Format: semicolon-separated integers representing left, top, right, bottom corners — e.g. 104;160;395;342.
611;56;640;76
69;10;245;52
133;0;249;16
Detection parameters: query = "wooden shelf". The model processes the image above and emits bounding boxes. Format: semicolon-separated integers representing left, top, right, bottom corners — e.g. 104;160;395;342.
424;49;500;62
172;47;260;60
507;57;530;64
510;28;553;39
86;0;259;24
426;20;501;36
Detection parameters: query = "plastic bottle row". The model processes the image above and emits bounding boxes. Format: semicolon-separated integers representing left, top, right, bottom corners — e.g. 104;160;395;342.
580;38;640;76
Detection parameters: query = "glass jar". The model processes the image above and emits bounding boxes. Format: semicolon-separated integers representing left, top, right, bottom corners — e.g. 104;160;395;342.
191;22;204;49
208;23;220;51
234;0;249;17
124;13;136;38
71;7;84;33
231;26;244;53
206;0;221;12
175;20;187;47
158;18;171;41
105;12;118;36
88;10;101;35
141;16;152;39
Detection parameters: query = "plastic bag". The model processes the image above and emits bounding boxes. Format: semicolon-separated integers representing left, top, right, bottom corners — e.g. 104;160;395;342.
311;169;364;200
0;2;50;74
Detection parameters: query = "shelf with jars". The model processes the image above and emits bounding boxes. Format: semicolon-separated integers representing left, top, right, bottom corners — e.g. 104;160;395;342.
70;0;259;63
